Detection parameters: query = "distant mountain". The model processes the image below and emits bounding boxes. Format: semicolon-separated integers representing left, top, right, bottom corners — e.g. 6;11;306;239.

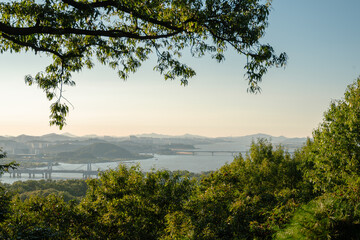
135;133;173;138
40;133;75;142
80;138;108;144
61;132;78;138
219;133;301;142
103;136;128;142
216;133;307;151
81;134;101;139
177;134;208;139
42;143;84;154
135;133;207;139
13;134;40;142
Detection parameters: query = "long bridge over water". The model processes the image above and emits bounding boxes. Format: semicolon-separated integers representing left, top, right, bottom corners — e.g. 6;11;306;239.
2;162;99;179
175;150;246;156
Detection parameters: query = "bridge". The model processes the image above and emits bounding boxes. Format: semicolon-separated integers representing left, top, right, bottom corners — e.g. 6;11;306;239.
2;162;99;179
175;150;246;156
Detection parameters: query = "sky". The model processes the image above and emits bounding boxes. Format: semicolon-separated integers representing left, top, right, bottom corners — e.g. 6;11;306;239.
1;0;360;138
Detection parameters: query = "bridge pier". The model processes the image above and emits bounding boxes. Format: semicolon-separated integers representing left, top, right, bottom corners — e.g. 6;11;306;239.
44;172;52;179
84;163;92;179
87;163;92;171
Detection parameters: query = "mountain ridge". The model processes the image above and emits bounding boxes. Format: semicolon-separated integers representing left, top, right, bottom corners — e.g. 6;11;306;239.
0;132;308;142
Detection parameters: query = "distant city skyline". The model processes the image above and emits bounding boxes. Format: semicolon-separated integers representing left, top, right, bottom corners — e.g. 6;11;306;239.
1;0;360;138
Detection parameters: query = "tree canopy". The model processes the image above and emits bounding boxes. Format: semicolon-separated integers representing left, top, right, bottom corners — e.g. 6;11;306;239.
300;78;360;193
0;149;17;175
0;0;287;128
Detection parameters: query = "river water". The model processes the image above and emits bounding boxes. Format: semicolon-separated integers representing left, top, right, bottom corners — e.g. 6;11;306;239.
0;141;249;184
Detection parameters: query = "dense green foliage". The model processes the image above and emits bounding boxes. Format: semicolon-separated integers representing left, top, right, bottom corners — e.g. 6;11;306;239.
179;140;305;239
276;186;360;240
0;149;18;175
3;179;88;202
276;78;360;239
0;149;17;232
0;195;79;239
1;78;360;239
78;166;194;239
302;79;360;193
0;0;287;128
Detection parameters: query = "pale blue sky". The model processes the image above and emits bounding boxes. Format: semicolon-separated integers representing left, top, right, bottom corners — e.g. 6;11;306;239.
1;0;360;137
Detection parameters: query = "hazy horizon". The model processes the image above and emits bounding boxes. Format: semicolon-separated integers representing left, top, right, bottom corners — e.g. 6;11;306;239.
0;131;309;139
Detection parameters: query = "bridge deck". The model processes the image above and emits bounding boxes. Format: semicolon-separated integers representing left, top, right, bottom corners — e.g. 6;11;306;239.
5;168;99;179
175;150;246;156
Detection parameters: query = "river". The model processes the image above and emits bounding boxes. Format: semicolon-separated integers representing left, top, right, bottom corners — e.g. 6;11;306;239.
0;141;249;184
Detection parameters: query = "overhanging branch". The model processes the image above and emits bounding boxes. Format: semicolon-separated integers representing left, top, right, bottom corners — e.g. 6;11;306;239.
1;33;63;58
0;22;181;40
61;0;196;32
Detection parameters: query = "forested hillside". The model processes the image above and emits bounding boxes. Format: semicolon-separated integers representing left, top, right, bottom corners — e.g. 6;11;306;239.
56;142;150;163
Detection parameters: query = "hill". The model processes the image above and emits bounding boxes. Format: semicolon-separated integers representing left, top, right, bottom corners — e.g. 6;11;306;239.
56;142;150;163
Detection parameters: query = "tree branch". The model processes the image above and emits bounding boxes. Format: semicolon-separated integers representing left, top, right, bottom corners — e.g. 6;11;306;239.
61;0;196;32
0;22;181;40
1;33;63;58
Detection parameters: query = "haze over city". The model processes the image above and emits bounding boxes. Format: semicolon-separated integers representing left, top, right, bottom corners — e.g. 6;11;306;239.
1;0;360;138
